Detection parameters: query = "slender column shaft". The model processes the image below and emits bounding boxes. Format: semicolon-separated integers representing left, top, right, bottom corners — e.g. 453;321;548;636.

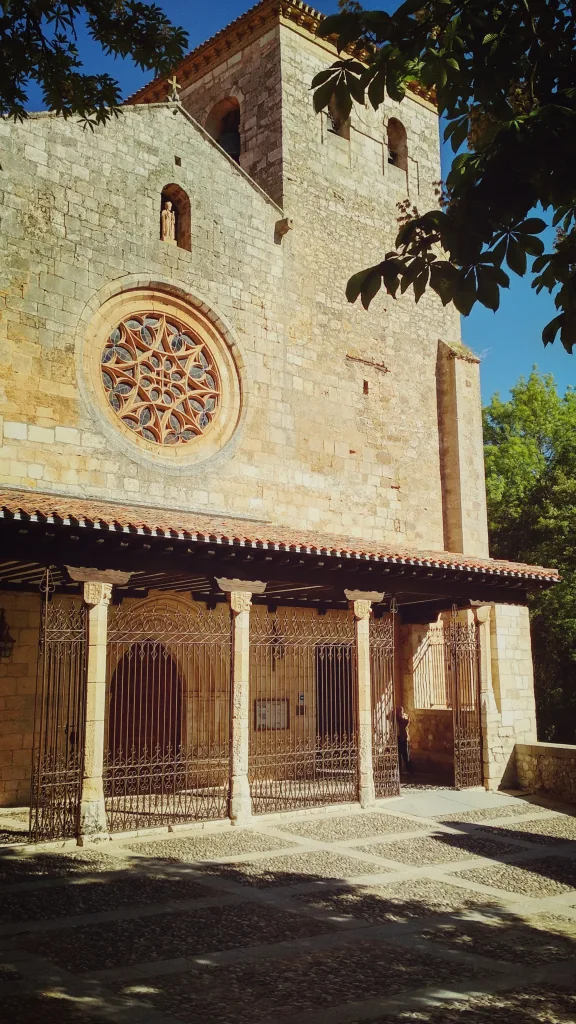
351;598;375;808
228;590;253;824
78;581;111;843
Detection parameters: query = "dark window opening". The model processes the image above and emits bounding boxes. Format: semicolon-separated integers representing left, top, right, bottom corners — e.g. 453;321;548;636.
327;96;351;141
205;97;241;164
387;118;408;171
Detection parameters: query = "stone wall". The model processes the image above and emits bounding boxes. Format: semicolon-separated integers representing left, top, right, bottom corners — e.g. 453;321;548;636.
516;742;576;806
0;592;40;806
0;14;489;556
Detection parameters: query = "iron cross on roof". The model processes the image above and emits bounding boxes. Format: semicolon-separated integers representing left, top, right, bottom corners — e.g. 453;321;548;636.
167;75;181;102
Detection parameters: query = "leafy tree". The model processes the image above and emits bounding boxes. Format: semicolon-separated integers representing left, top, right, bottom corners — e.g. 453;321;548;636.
312;0;576;351
483;371;576;741
0;1;187;126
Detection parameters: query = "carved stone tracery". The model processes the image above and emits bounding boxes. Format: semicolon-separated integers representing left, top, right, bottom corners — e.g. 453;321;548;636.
100;311;221;446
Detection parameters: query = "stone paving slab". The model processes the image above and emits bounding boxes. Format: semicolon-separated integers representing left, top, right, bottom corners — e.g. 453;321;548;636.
351;832;527;866
275;813;430;843
452;856;576;897
18;901;333;973
123;830;297;862
0;993;109;1024
111;939;482;1024
198;849;393;888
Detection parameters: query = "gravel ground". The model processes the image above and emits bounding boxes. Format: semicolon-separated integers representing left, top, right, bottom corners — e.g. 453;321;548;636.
199;848;391;887
275;812;429;842
419;911;576;965
124;829;296;862
477;815;576;846
0;994;108;1024
114;939;481;1024
453;856;576;896
0;850;120;884
352;832;526;865
435;804;552;825
20;901;332;972
0;874;220;925
291;878;502;923
357;986;576;1023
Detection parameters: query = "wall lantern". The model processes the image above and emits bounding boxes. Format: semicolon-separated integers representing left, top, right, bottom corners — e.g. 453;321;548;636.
0;609;15;659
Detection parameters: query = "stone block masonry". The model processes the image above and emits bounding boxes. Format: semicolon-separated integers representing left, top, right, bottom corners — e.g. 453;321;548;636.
516;742;576;806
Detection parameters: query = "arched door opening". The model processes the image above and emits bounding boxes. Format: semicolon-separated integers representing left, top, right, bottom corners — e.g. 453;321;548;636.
108;640;182;760
205;97;241;163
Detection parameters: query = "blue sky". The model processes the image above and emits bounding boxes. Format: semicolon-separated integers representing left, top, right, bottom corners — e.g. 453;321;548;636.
25;0;574;403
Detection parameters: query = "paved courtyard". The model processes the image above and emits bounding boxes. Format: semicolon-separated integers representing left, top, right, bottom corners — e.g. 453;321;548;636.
0;789;575;1023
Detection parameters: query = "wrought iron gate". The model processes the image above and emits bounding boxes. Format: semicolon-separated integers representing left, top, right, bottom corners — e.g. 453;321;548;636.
30;583;87;843
249;609;357;814
104;602;231;832
370;614;400;798
449;616;483;789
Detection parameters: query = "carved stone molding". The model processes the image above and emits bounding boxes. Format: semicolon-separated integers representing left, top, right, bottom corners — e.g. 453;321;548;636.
216;578;266;594
344;589;385;603
473;604;491;625
83;582;113;607
67;566;132;585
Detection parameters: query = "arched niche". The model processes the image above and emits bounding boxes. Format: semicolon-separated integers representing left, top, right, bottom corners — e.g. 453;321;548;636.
387;118;408;171
205;97;241;163
108;640;184;760
160;183;191;251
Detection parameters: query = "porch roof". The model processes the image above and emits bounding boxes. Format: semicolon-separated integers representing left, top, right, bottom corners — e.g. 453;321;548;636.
0;489;558;584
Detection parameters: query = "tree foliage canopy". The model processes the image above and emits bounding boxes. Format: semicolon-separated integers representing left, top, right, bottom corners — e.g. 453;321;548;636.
312;0;576;351
484;371;576;741
0;1;187;126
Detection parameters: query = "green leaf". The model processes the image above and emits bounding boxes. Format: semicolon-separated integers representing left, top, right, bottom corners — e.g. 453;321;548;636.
506;237;527;276
523;235;545;257
452;271;477;316
313;77;337;114
413;267;430;303
361;269;383;309
518;218;547;235
346;267;374;304
367;72;386;110
476;265;500;310
542;314;563;346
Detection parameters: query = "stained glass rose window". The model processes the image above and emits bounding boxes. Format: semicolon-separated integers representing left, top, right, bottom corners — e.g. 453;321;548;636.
100;313;220;445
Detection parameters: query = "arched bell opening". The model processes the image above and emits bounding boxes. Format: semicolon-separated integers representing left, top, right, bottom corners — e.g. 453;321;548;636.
205;96;241;163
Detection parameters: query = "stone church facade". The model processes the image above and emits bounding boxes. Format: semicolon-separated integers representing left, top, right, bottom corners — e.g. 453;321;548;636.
0;0;557;842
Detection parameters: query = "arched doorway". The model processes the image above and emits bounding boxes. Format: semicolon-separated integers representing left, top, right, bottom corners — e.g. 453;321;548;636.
108;640;183;759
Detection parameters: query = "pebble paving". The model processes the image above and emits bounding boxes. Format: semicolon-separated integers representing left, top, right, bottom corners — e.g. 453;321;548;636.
352;831;526;865
275;811;430;842
1;793;575;1024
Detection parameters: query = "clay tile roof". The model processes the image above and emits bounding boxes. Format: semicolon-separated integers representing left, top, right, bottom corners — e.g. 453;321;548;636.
0;489;559;583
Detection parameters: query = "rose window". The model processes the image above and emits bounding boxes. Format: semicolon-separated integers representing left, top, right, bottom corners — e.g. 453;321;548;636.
100;313;221;445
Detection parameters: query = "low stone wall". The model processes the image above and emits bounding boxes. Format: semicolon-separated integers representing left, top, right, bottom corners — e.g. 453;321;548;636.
516;742;576;806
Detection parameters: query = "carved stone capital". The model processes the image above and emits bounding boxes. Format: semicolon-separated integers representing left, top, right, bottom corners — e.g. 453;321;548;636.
350;599;373;621
83;582;112;607
229;590;253;615
474;604;491;625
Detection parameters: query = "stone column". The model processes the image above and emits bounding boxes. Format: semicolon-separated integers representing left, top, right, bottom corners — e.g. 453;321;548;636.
346;590;384;809
78;581;112;844
474;604;498;791
217;578;266;826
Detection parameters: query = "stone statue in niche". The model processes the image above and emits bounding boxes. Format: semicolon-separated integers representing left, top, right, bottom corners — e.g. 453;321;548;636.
161;200;176;244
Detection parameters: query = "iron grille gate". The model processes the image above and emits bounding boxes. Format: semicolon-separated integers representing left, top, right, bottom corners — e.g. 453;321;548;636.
30;588;87;843
450;617;483;789
104;602;231;832
370;614;400;798
249;609;358;814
